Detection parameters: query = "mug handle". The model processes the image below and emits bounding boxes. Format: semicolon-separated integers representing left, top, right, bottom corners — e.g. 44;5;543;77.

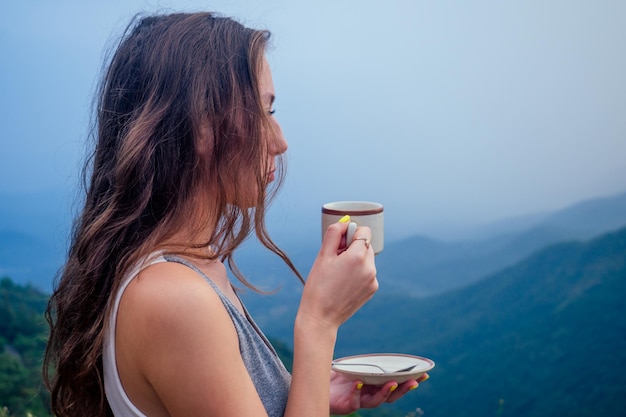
346;221;357;247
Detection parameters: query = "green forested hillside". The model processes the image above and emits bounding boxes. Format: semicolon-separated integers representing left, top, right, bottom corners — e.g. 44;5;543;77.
0;276;292;417
2;226;625;417
336;227;626;417
0;278;50;416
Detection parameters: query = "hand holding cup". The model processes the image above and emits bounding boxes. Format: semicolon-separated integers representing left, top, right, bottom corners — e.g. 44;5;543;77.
322;201;384;254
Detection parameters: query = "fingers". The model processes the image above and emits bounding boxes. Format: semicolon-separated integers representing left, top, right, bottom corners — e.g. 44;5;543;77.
356;377;427;408
386;380;419;402
305;221;377;327
357;380;399;408
344;226;373;257
386;375;429;402
319;220;349;257
349;381;364;410
321;221;373;256
417;373;430;384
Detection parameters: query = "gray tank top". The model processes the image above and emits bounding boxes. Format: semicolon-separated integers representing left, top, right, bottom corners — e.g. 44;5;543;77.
164;255;292;416
103;254;291;417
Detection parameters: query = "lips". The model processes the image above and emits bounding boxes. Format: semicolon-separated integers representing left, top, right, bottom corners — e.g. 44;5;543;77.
267;159;277;182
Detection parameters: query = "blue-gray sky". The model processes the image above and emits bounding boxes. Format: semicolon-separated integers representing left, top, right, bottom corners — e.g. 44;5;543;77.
1;0;625;240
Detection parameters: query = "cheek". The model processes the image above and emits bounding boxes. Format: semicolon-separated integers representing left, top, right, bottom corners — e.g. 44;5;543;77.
225;164;263;208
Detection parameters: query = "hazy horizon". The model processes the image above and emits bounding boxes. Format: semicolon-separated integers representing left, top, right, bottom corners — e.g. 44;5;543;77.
2;0;625;241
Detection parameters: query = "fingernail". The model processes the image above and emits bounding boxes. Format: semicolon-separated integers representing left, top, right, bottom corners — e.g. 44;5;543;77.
418;374;430;383
338;215;351;223
409;384;419;391
389;384;398;393
356;382;363;390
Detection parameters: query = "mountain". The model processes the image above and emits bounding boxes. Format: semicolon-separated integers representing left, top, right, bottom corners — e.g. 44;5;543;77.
332;226;626;417
375;190;626;296
239;191;626;336
2;189;626;295
521;190;626;237
1;215;625;416
0;230;61;291
0;190;71;291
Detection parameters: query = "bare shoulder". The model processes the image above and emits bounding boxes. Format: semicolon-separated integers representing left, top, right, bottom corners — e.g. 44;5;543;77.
118;260;234;344
124;261;218;307
116;261;264;415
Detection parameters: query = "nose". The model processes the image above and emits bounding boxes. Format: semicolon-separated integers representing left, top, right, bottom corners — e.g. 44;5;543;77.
269;121;288;155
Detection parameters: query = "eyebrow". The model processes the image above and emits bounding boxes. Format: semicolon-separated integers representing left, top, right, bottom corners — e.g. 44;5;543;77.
262;92;275;106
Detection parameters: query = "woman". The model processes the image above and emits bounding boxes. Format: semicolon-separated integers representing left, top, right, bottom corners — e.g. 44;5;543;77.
44;12;426;417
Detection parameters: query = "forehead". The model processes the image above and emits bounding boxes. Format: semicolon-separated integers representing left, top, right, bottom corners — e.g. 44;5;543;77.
259;56;275;101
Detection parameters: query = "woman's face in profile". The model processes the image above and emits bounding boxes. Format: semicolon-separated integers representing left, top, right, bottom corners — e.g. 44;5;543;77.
222;56;288;208
259;56;288;185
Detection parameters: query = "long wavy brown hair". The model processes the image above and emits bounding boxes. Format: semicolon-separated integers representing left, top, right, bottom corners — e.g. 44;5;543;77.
43;12;301;417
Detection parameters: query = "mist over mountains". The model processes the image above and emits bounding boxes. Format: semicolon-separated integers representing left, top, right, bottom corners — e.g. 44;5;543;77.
240;200;626;416
1;189;625;416
234;190;626;305
377;190;626;296
239;191;626;416
1;189;626;294
0;190;72;290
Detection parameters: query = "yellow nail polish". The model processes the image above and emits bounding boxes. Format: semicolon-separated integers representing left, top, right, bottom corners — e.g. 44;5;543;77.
389;384;398;393
356;382;364;390
338;215;351;223
409;384;418;391
420;374;430;383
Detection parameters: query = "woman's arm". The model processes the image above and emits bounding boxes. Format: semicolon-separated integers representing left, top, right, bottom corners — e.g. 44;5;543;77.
285;220;378;416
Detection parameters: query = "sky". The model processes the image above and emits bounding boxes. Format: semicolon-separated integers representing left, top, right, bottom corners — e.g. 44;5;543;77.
1;0;625;241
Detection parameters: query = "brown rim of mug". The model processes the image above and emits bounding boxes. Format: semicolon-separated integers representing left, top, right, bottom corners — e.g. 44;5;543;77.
322;203;384;216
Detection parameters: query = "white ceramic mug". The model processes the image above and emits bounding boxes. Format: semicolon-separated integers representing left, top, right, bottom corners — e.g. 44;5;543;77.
321;201;384;254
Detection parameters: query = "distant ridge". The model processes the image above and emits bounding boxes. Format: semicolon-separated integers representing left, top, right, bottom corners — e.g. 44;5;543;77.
463;190;626;240
239;191;626;337
0;230;61;290
376;190;626;296
2;189;624;416
0;189;71;290
2;188;626;295
336;226;626;417
540;190;626;235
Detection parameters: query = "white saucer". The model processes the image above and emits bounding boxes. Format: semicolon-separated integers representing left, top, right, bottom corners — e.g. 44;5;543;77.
332;353;435;385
